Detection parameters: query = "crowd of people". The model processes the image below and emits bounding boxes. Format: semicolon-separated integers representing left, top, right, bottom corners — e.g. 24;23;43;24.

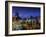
12;16;40;30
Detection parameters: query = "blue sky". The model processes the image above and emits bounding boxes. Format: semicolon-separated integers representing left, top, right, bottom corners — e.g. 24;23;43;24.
12;6;40;18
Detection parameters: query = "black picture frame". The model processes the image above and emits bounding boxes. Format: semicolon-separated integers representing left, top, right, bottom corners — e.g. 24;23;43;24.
5;1;45;36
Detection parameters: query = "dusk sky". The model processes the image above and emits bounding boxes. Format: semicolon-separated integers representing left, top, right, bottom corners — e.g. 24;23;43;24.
12;6;40;18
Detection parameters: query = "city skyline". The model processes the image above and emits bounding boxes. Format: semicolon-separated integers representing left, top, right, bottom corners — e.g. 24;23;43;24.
12;6;40;18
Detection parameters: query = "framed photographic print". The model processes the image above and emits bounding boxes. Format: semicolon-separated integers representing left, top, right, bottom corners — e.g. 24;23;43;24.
5;1;45;36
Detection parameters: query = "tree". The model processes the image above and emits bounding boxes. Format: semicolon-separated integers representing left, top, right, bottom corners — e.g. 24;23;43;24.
15;11;22;20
